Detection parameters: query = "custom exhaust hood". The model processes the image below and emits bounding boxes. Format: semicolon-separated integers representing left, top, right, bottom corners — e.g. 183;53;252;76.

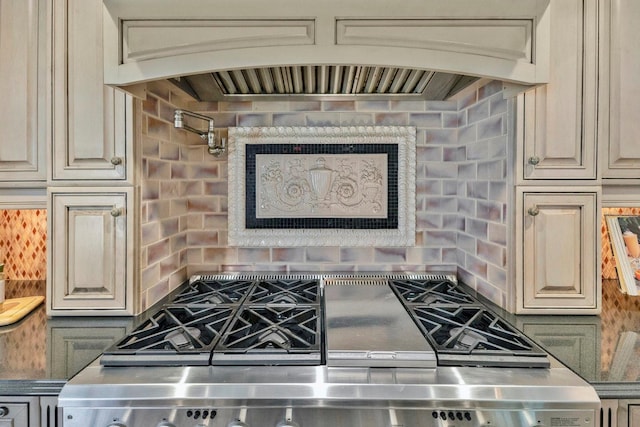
102;0;551;101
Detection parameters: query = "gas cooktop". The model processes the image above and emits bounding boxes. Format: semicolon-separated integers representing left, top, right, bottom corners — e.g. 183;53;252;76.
101;274;548;368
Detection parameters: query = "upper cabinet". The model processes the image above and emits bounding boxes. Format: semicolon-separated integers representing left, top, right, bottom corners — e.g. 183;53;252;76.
599;0;640;178
52;0;133;183
0;0;47;184
517;0;598;182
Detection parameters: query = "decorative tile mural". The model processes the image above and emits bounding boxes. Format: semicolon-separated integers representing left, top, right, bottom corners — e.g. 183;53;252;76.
0;210;47;280
228;126;416;247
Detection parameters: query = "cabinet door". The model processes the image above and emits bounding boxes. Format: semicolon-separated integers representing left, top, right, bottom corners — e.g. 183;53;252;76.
48;188;134;315
627;404;640;427
52;0;131;181
516;190;600;313
0;397;40;427
0;0;46;183
48;325;128;378
617;400;640;427
600;0;640;177
518;0;598;180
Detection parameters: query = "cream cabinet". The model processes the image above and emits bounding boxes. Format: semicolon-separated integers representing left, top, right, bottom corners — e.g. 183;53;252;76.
599;0;640;178
39;397;62;427
516;189;600;314
517;0;598;181
0;396;40;427
47;319;130;378
617;400;640;427
0;0;47;184
599;400;619;427
51;0;133;182
47;188;135;315
517;317;600;381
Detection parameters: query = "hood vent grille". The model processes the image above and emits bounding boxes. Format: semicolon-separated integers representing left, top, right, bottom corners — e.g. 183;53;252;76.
170;65;478;102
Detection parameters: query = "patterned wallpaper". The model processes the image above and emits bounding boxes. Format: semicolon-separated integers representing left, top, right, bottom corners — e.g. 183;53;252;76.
0;209;47;280
137;80;511;311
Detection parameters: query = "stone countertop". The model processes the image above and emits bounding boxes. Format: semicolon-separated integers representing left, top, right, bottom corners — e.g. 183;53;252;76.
1;279;639;398
0;280;135;395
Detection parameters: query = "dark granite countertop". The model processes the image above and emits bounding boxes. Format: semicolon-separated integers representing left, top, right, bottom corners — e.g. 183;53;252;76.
1;279;639;399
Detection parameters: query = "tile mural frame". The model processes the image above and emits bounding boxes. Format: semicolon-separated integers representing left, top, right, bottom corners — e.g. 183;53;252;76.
228;126;416;247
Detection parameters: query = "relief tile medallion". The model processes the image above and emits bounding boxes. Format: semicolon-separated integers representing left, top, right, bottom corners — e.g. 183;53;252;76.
228;126;416;247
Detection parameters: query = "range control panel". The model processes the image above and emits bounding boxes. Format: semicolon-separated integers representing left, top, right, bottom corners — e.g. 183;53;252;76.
63;407;596;427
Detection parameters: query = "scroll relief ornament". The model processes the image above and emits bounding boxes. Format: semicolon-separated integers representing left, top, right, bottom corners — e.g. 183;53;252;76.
256;154;387;218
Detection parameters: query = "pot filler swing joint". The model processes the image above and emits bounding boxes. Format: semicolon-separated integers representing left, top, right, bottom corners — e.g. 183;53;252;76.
174;109;226;157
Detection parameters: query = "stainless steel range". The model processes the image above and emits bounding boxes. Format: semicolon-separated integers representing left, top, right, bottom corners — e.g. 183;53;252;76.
59;273;599;427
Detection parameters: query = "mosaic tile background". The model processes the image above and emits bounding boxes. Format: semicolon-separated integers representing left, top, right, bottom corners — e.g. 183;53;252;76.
601;207;640;279
138;80;511;311
600;279;640;381
0;210;47;280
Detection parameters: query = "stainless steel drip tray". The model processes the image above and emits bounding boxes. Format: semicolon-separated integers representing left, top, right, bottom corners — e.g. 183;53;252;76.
324;278;437;368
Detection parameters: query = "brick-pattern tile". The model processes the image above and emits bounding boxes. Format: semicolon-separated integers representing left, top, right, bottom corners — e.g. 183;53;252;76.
138;80;516;312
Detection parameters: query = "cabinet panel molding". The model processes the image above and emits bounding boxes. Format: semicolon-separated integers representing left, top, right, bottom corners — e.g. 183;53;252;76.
0;0;46;182
52;0;132;182
600;0;640;177
518;0;598;181
48;188;135;315
516;189;601;314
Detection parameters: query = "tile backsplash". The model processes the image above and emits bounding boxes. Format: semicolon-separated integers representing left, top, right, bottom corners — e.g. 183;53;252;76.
0;209;47;280
138;80;511;312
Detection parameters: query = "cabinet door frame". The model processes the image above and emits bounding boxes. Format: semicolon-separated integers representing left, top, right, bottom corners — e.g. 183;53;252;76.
0;396;40;427
51;0;133;183
0;0;48;184
599;0;640;178
515;187;601;314
517;0;598;182
47;187;135;316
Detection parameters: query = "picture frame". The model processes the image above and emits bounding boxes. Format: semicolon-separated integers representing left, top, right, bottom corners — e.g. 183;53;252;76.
227;126;416;247
605;215;640;296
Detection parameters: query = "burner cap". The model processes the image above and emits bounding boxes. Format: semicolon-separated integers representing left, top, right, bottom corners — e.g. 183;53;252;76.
165;327;201;350
450;327;487;350
258;328;291;349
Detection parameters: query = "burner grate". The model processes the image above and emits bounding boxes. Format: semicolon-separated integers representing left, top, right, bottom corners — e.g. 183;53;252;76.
412;306;537;353
101;306;237;366
390;279;475;305
247;279;321;305
172;279;254;305
218;305;321;352
388;278;550;368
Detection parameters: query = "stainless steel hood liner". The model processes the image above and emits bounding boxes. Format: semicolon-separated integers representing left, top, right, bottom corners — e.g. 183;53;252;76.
170;65;479;101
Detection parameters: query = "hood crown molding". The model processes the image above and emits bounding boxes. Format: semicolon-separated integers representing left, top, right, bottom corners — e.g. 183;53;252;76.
103;0;550;100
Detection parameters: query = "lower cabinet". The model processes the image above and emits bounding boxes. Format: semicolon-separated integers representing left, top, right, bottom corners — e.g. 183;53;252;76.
516;316;600;381
0;396;40;427
47;187;135;316
618;400;640;427
39;397;61;427
515;188;601;314
47;319;131;378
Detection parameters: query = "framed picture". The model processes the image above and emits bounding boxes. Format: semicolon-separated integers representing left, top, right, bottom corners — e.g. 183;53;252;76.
606;215;640;296
227;126;416;247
